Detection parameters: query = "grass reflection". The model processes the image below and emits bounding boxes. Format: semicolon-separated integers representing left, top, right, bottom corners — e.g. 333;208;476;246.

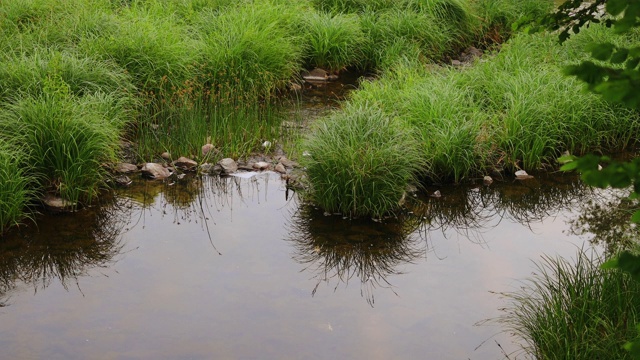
0;195;129;303
286;205;425;306
413;173;590;237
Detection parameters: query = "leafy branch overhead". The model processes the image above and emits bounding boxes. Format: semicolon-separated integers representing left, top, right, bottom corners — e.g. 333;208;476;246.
542;0;640;108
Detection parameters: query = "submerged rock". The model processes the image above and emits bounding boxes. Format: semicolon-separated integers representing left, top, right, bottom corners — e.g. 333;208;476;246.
114;175;132;187
218;158;238;174
173;157;197;171
141;163;172;179
302;68;329;82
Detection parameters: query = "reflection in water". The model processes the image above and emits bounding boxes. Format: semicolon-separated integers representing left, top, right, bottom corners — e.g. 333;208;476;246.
287;205;425;306
0;195;130;306
568;187;640;254
288;173;595;305
414;173;590;236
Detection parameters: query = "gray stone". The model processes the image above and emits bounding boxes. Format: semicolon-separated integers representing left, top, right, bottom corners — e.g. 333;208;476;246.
218;158;238;174
275;163;287;174
115;175;132;186
173;156;198;171
302;68;328;82
161;152;171;160
278;156;297;168
115;163;138;174
483;175;493;185
253;161;270;171
202;144;216;157
42;194;76;212
141;163;172;179
515;170;534;180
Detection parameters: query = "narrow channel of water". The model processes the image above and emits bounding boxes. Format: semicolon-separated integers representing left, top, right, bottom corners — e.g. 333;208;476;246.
0;169;621;359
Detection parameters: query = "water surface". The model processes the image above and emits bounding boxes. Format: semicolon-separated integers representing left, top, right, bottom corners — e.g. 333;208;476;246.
0;170;620;359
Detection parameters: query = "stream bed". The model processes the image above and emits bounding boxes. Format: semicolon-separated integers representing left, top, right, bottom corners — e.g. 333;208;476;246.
0;169;618;359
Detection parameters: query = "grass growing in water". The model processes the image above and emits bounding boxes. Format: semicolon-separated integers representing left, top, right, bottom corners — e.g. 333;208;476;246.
498;250;640;360
303;12;365;72
301;104;424;218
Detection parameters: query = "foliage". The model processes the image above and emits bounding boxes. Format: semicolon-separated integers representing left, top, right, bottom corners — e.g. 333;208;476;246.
301;104;424;218
541;0;640;108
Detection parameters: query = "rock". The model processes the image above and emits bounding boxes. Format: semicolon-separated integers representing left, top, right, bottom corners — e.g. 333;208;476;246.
218;158;238;174
430;190;442;198
141;163;172;179
515;170;534;180
460;46;483;63
161;152;171;160
302;68;328;82
173;156;197;171
275;163;287;174
327;74;339;81
199;163;213;173
483;175;493;185
115;162;138;174
289;82;302;91
253;161;270;171
201;144;216;157
451;59;463;66
42;194;76;212
114;175;132;187
262;141;272;149
278;156;297;168
281;121;304;129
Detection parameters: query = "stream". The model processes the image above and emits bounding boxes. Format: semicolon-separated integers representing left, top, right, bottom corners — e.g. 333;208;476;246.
0;169;619;359
0;77;624;359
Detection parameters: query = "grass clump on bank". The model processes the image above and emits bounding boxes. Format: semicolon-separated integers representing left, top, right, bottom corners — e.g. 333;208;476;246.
0;144;33;234
0;91;126;208
498;250;640;360
301;104;424;218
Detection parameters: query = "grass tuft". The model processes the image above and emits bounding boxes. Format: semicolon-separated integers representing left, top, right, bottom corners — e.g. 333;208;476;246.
301;104;424;218
499;250;640;360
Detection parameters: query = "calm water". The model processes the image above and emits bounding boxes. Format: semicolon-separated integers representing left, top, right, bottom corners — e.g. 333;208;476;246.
0;170;621;359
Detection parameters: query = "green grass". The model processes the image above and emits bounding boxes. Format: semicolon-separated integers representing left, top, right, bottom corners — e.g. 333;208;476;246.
0;88;126;208
498;250;640;360
301;104;425;218
0;143;33;234
303;11;365;72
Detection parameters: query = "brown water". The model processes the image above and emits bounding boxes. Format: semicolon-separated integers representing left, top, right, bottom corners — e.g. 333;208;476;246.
0;169;622;359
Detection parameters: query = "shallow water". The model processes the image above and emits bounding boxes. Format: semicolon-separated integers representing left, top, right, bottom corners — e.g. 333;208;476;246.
0;170;622;359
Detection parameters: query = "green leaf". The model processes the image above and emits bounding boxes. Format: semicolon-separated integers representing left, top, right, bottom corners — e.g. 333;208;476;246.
607;0;628;16
610;251;640;283
557;154;577;165
632;210;640;223
589;42;615;61
612;48;629;64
